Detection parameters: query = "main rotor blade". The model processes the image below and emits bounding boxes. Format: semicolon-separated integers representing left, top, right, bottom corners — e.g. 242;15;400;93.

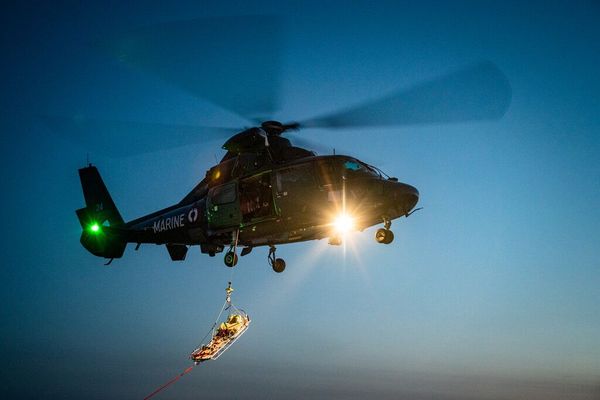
301;61;511;129
286;133;333;155
40;115;236;156
95;16;284;120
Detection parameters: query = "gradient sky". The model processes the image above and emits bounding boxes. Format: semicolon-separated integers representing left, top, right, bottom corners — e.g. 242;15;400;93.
1;1;599;399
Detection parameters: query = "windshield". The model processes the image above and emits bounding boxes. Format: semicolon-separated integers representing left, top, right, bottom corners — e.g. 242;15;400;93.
316;157;380;186
341;159;379;179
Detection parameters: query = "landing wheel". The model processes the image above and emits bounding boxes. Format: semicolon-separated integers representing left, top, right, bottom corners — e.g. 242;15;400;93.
224;251;238;267
272;258;286;273
268;245;286;273
375;228;394;244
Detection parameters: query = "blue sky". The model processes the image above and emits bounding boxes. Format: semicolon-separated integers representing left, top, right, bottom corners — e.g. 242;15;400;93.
1;1;599;399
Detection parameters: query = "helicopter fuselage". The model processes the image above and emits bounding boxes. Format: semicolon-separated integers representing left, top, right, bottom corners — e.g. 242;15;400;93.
129;154;417;246
76;131;419;269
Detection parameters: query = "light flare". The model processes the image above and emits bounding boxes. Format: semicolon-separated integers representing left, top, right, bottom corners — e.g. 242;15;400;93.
333;213;354;235
89;223;101;233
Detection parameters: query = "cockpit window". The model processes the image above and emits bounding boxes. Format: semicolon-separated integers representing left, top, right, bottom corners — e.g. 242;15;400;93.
342;159;379;178
343;161;361;171
316;157;380;186
276;163;315;193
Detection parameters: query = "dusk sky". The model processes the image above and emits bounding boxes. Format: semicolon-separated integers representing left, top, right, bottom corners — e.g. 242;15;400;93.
1;1;599;399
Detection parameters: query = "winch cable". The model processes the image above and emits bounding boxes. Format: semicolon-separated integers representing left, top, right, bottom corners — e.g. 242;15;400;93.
143;364;196;400
197;294;228;347
195;280;235;349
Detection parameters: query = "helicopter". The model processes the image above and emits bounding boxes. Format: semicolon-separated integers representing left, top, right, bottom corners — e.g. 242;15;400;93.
73;17;511;272
77;119;420;273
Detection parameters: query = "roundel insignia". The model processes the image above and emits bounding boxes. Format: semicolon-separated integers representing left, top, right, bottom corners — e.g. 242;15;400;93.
188;208;198;223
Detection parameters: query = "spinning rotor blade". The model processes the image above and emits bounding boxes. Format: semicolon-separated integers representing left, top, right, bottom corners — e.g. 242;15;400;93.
286;133;333;155
301;61;511;129
95;16;284;120
40;115;236;156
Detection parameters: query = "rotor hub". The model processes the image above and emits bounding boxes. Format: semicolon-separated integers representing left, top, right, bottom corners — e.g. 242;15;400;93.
261;120;299;136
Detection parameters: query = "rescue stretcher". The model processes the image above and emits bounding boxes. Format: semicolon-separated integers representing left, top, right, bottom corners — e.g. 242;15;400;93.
190;283;250;363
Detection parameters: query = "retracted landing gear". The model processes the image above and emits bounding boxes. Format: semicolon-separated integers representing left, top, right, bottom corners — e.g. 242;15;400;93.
268;245;286;273
375;217;394;244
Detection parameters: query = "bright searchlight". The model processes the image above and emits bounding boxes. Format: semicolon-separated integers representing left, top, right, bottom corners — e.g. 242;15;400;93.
333;214;354;234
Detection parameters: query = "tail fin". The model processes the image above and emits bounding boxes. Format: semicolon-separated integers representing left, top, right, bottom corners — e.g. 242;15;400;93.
78;165;124;226
76;165;126;259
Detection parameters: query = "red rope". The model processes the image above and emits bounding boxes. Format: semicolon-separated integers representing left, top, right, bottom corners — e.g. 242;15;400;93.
143;364;196;400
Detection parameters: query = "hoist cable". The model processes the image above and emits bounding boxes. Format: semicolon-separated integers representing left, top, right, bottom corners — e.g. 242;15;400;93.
143;364;196;400
196;279;237;349
198;298;228;346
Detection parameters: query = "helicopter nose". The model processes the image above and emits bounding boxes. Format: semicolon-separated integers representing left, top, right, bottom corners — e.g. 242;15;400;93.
393;182;419;214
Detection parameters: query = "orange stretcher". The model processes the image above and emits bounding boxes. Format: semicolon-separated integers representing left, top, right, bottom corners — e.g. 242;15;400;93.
190;283;251;363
